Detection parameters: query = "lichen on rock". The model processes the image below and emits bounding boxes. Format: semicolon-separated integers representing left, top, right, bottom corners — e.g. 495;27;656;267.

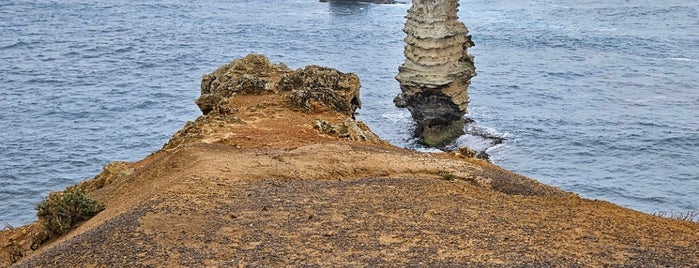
196;54;291;115
395;0;476;147
283;66;361;117
166;54;370;150
196;54;361;118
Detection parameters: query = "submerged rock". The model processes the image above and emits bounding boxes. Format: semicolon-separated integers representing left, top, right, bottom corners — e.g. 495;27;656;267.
395;0;476;147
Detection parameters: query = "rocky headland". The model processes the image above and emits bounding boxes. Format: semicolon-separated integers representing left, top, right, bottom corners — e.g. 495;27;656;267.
1;55;697;267
395;0;476;147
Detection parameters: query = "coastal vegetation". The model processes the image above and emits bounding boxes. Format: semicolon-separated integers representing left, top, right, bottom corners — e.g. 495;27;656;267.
35;188;104;237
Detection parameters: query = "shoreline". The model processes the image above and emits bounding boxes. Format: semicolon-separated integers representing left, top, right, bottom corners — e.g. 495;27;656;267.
1;55;697;267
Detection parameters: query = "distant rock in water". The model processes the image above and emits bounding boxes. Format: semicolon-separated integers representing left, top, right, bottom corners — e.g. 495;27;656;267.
319;0;397;4
395;0;476;147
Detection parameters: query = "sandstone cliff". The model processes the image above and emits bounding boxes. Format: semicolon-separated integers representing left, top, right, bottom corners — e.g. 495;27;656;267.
396;0;476;146
1;55;697;267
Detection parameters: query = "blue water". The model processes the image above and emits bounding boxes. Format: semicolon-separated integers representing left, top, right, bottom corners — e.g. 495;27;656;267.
1;0;697;226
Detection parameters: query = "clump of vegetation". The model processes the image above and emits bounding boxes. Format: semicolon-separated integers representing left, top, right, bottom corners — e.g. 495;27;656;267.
458;147;477;158
35;188;105;236
438;170;457;181
9;240;24;263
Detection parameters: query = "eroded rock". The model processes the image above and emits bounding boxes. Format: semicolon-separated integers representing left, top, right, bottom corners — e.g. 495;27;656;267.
165;54;369;150
283;66;361;117
196;55;361;118
196;54;291;115
395;0;476;147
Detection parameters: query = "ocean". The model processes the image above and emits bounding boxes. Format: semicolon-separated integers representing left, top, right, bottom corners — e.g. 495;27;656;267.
1;0;697;226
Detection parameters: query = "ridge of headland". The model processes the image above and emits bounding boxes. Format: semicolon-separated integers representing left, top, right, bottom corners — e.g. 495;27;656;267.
1;55;697;267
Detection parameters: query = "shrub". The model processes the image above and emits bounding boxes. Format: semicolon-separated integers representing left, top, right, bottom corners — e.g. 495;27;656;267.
35;188;105;236
438;170;457;181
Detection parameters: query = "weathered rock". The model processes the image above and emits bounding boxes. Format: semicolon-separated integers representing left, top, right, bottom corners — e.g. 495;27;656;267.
196;54;361;118
196;54;291;115
283;66;361;117
395;0;476;147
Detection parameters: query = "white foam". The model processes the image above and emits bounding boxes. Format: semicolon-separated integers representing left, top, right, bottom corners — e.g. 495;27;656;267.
666;57;699;63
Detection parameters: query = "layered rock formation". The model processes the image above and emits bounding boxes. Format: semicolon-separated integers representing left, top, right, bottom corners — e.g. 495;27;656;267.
395;0;476;146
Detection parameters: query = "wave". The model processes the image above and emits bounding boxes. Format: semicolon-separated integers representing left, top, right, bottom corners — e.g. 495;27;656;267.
666;57;699;62
0;41;28;50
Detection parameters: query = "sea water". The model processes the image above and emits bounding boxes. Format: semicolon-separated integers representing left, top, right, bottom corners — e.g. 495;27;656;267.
1;0;697;226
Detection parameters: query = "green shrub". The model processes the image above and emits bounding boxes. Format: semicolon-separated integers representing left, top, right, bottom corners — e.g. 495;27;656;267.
35;188;105;236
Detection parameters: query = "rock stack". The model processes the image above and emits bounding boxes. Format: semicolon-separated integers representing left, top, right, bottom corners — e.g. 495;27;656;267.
395;0;476;147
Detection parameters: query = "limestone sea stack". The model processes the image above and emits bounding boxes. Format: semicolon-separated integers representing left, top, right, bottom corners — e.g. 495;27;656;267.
395;0;476;147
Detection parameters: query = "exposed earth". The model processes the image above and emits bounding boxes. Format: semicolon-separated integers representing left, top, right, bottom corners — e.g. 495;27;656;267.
1;56;697;267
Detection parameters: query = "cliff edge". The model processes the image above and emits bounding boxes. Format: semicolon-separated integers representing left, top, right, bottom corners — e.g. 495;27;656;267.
1;55;697;267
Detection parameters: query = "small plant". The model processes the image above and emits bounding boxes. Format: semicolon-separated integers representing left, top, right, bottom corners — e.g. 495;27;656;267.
458;147;477;158
9;240;24;263
35;188;105;236
438;170;457;181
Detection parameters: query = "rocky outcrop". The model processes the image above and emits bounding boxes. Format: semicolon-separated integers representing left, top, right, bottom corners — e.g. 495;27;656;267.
197;54;361;118
395;0;476;147
168;54;375;150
